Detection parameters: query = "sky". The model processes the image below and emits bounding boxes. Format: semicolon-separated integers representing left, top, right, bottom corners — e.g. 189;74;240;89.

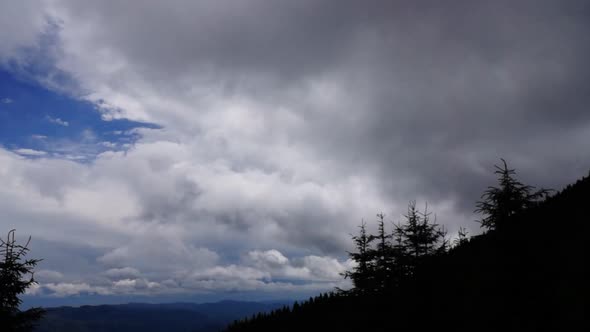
0;0;589;307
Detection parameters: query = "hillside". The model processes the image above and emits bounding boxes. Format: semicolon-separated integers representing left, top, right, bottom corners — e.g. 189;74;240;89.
225;173;588;331
34;300;287;332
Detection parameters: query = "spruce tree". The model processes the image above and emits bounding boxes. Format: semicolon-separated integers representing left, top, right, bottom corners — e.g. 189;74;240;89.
391;220;409;286
400;202;444;258
343;222;374;294
475;159;550;231
369;213;394;290
0;230;44;331
396;201;446;275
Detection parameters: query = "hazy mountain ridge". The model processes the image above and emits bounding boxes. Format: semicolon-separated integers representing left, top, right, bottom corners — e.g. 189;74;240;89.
34;300;288;332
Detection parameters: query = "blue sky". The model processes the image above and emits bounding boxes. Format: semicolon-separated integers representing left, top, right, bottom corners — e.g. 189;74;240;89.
1;0;590;309
0;69;156;161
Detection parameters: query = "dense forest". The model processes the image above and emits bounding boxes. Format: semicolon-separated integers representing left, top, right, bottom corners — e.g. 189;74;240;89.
225;161;587;331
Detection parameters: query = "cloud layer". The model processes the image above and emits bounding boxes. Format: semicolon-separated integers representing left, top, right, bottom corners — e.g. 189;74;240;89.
2;0;590;299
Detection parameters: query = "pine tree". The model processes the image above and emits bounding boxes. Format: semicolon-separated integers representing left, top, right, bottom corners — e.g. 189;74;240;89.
401;202;444;258
343;222;374;294
475;159;551;231
369;213;394;290
391;219;409;286
0;230;44;331
396;201;447;276
436;224;449;255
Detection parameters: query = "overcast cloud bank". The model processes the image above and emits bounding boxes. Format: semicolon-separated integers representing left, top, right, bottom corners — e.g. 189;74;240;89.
1;0;589;299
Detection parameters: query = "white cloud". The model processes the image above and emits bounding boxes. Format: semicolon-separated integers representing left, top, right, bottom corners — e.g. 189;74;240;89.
112;278;161;293
25;283;43;296
245;249;352;282
36;269;64;283
299;255;353;281
247;250;289;268
28;247;353;297
182;257;352;293
46;116;69;126
13;148;47;156
100;141;117;148
1;97;13;104
43;282;112;297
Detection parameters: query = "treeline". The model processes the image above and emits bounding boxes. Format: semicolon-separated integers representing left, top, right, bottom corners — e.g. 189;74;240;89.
342;201;449;296
225;160;586;331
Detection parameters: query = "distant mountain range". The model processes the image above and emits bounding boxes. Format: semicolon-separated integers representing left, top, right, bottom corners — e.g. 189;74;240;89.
34;300;290;332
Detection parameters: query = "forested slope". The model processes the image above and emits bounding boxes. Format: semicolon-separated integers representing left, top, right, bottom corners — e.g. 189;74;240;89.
226;167;587;331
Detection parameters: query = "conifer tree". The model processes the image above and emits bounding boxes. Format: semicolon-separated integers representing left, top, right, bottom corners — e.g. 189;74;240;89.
343;202;448;294
436;225;449;255
475;159;550;231
400;202;444;258
369;213;394;290
0;230;44;331
391;219;409;286
343;222;374;293
395;201;446;276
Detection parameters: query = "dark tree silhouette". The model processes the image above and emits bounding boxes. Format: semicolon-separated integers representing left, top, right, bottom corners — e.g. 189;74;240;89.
0;230;44;331
343;222;374;294
454;227;469;247
396;201;446;261
475;159;550;231
341;201;449;296
368;213;394;290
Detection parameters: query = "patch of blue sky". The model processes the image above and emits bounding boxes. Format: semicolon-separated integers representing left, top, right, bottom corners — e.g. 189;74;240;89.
0;68;159;162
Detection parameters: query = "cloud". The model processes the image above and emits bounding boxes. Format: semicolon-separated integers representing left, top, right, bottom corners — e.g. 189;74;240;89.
245;250;352;281
112;278;161;293
46;115;69;126
98;238;220;273
13;148;47;156
28;247;352;297
0;0;46;60
1;0;590;300
247;250;289;269
299;255;354;281
100;141;117;148
36;269;65;283
103;267;141;280
43;282;111;297
1;97;13;104
31;0;587;207
177;249;352;293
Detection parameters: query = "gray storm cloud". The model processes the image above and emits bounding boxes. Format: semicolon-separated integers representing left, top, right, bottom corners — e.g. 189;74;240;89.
1;0;589;298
